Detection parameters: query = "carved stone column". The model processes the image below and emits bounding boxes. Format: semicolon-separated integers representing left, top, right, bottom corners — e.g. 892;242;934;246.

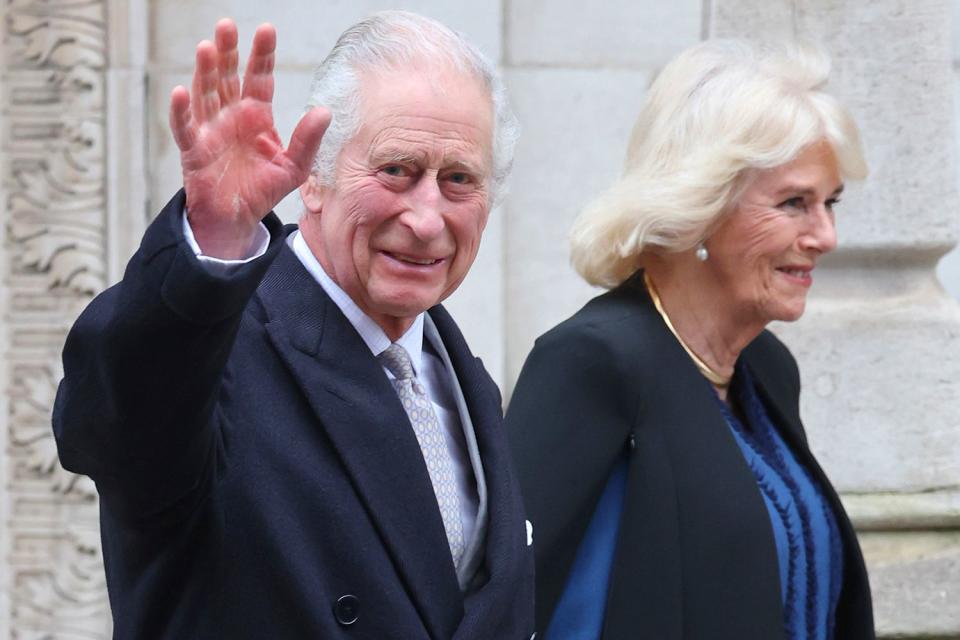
1;0;145;635
710;1;960;637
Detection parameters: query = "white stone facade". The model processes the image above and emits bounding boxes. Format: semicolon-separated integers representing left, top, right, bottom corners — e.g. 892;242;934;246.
1;0;957;637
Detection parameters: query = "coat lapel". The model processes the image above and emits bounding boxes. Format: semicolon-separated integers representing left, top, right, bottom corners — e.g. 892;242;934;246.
741;338;848;535
429;305;523;581
428;305;530;637
257;244;463;639
743;339;874;635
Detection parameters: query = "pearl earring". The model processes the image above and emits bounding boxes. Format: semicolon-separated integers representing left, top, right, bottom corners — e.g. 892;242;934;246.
695;243;709;262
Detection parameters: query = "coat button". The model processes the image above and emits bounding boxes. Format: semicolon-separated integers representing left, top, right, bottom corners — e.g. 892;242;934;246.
628;433;637;450
334;594;359;626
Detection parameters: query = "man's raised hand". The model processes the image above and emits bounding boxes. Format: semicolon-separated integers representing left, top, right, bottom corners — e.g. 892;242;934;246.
169;19;331;259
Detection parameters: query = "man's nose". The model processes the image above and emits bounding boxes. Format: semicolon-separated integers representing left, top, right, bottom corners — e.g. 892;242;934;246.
402;177;445;240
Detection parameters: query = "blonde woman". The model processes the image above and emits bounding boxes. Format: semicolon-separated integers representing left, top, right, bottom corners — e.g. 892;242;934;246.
507;40;874;640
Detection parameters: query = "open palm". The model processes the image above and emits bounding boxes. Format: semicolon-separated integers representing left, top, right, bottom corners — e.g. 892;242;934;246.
169;20;330;259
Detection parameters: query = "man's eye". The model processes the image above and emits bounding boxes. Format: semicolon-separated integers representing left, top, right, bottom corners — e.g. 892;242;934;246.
447;172;470;185
825;197;841;210
381;165;408;178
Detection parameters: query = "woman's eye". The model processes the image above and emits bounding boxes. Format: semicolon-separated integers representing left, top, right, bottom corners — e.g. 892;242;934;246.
778;196;805;209
825;197;841;210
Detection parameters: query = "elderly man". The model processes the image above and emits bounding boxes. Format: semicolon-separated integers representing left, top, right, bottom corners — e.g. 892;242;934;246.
52;12;532;639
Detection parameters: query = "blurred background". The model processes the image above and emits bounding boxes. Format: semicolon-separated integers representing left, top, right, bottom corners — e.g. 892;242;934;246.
1;0;958;637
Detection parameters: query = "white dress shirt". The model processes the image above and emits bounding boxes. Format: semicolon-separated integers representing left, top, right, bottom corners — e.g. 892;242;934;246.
183;216;479;545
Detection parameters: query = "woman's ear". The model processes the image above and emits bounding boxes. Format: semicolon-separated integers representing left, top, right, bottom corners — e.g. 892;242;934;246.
300;174;325;214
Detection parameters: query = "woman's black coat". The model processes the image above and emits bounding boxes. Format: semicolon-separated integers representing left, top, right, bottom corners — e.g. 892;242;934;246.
506;272;874;640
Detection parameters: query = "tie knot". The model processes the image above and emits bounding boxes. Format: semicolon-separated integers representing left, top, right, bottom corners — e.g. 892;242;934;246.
377;343;415;381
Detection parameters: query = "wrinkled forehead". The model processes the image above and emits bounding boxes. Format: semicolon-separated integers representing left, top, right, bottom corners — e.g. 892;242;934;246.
352;62;495;157
356;58;491;110
740;141;844;198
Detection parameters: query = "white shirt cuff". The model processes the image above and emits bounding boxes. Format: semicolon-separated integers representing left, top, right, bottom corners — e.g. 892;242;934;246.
182;209;271;273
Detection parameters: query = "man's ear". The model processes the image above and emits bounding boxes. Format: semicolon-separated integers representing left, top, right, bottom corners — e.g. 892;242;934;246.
300;174;325;214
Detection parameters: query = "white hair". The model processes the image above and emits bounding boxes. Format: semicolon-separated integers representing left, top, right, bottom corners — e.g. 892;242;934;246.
305;10;519;204
570;39;868;289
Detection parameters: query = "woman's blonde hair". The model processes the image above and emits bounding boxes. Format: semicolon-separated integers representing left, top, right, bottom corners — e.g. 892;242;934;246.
570;39;867;289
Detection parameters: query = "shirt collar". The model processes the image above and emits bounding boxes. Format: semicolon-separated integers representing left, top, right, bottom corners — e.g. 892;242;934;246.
290;230;425;377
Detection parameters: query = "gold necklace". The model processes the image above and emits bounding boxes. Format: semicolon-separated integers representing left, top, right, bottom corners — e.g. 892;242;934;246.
643;272;732;389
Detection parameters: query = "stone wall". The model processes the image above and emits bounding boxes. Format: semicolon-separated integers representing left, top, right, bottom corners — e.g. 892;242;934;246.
1;1;114;636
1;0;956;637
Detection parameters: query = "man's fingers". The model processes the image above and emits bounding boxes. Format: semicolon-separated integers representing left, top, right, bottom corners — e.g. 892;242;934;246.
285;107;332;175
169;85;196;152
215;18;241;105
191;40;220;123
241;23;277;103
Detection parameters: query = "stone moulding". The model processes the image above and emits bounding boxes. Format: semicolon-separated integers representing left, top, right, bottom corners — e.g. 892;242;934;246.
4;0;111;636
844;490;960;531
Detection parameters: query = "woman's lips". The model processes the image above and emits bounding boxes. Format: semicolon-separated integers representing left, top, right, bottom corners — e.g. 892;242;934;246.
776;266;813;286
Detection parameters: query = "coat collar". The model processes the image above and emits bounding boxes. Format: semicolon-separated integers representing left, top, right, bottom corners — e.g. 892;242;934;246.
624;271;806;445
256;242;464;639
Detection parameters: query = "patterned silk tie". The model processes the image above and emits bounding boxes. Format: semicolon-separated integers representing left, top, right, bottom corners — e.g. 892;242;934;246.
377;343;465;566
